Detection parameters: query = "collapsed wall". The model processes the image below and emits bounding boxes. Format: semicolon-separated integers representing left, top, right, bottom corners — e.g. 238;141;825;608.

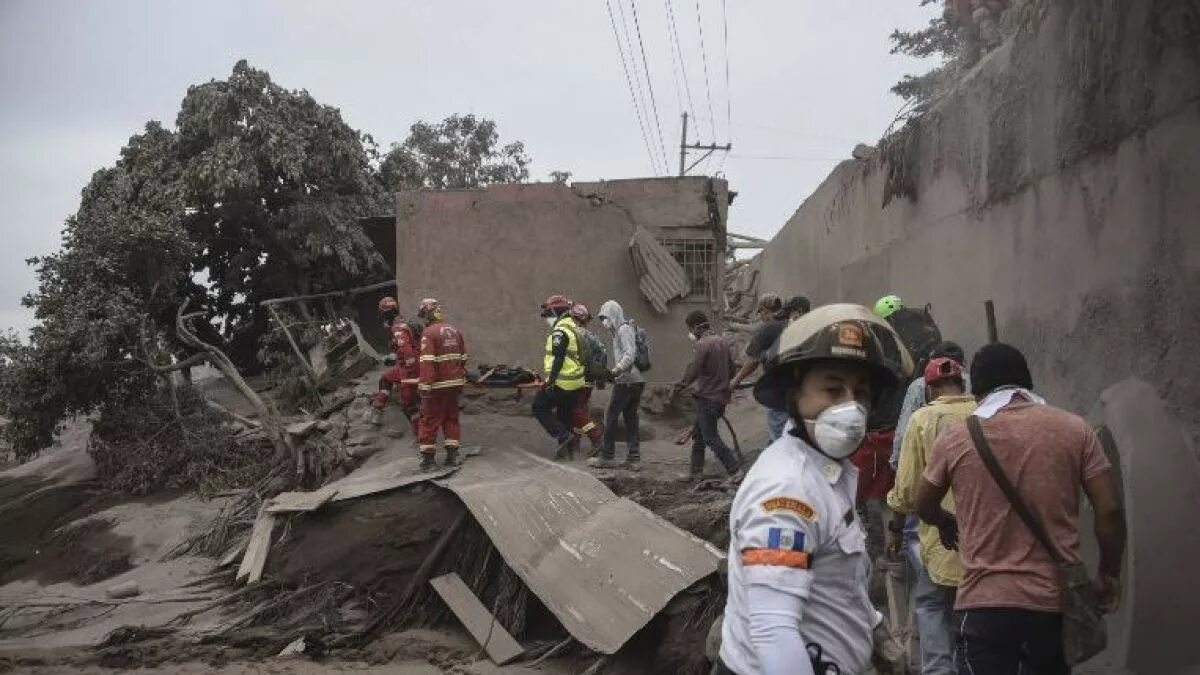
394;177;728;379
759;0;1200;442
756;2;1200;673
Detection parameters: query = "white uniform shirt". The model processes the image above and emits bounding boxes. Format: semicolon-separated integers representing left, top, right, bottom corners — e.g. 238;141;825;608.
719;429;880;674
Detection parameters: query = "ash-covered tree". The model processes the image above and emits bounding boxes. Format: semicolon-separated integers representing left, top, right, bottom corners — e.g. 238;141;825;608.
378;114;531;190
889;0;961;111
1;61;389;459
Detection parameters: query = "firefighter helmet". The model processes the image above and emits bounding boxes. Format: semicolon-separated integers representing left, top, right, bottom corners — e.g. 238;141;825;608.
754;303;914;412
540;294;572;316
378;296;399;313
417;298;441;320
569;303;591;323
873;294;904;319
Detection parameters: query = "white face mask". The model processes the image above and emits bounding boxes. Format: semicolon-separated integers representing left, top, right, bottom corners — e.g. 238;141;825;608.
687;331;697;342
804;401;868;460
545;317;557;328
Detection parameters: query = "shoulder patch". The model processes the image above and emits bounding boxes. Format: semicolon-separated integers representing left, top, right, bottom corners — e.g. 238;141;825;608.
761;496;816;522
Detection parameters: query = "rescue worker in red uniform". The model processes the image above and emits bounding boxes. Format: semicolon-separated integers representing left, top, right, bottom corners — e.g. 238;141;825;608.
566;303;605;456
416;298;468;470
370;297;420;434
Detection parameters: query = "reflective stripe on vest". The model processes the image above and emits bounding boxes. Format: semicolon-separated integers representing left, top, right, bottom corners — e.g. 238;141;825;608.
544;317;585;390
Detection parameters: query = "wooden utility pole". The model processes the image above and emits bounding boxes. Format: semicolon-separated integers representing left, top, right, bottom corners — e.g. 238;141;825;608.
678;112;732;176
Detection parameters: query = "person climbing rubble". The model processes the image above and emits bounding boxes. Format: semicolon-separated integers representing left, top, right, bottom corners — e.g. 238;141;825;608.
532;294;587;460
886;356;975;675
673;310;741;482
415;298;467;471
565;303;607;458
369;296;421;434
714;303;911;675
589;299;645;470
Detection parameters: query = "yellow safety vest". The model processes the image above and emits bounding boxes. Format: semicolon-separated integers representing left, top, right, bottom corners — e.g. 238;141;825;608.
544;316;585;391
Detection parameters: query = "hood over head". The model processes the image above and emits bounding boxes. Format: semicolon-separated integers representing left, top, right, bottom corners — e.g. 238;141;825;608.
598;300;626;329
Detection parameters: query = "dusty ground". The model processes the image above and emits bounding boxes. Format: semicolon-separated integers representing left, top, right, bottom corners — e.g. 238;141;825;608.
0;375;766;674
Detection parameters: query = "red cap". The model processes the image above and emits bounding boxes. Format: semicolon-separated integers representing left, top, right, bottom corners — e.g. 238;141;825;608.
923;357;964;385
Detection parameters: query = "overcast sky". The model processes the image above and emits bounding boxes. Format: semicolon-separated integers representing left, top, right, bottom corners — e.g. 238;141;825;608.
0;0;936;334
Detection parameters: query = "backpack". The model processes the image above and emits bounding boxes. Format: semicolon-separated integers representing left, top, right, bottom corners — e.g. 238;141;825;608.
631;321;652;372
570;326;609;382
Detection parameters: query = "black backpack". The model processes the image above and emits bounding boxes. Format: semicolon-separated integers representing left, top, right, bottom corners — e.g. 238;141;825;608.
631;322;652;372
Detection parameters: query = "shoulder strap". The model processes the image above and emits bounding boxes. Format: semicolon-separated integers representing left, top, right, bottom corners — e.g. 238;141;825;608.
965;416;1065;564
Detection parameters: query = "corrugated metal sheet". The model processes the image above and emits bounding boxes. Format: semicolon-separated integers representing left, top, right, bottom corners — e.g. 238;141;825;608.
437;448;722;654
629;228;691;314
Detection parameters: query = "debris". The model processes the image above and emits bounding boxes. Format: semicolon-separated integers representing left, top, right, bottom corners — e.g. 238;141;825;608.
266;489;338;514
629;227;691;314
277;637;307;658
235;506;277;585
105;581;141;599
852;143;875;160
286;420;319;438
435;448;723;654
429;572;525;665
364;511;469;637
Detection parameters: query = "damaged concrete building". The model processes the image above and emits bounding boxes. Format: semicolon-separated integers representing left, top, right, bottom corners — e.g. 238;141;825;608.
391;176;733;378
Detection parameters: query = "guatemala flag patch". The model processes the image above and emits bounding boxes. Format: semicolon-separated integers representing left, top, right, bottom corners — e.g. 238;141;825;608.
766;527;806;552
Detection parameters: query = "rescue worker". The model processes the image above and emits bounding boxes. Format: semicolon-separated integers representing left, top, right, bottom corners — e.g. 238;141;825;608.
369;296;420;434
415;298;467;471
716;304;912;675
565;303;606;457
532;294;587;460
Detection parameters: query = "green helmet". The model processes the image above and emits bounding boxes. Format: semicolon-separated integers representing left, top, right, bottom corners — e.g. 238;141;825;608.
873;294;904;319
754;304;914;413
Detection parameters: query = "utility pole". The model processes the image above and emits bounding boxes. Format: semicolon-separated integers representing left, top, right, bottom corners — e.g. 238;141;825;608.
678;112;732;176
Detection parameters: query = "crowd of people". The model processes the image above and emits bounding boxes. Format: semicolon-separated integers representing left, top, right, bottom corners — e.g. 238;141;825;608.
369;291;1127;675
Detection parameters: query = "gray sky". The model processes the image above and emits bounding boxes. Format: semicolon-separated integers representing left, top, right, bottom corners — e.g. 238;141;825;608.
0;0;936;334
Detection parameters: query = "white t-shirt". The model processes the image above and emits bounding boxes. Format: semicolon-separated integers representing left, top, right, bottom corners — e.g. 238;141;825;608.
719;430;880;674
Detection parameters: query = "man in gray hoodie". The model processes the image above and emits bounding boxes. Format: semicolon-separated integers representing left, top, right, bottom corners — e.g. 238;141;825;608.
588;300;645;469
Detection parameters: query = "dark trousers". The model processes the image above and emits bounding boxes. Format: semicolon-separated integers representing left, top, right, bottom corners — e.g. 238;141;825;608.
955;608;1070;675
601;382;645;460
532;386;580;442
691;397;739;475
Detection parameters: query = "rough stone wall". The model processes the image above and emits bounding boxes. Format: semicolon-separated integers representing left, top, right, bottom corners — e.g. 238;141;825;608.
394;177;725;380
758;0;1200;443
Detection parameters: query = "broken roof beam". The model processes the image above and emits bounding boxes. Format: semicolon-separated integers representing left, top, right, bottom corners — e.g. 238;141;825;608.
258;280;397;307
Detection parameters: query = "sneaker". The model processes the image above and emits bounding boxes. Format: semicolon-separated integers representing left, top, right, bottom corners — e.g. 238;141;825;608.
586;457;619;469
677;471;702;483
443;448;461;467
622;458;642;471
553;435;576;461
418;454;437;471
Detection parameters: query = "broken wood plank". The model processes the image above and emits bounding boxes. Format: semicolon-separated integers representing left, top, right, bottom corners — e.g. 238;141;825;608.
266;489;339;514
235;506;277;584
430;572;524;665
219;536;250;568
329;467;457;502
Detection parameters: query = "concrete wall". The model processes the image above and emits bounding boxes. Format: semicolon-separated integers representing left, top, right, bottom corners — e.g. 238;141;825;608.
394;177;726;379
759;0;1200;440
756;2;1200;671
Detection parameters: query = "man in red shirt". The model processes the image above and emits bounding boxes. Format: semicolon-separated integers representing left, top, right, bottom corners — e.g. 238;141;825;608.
917;343;1125;675
415;298;467;471
370;296;420;435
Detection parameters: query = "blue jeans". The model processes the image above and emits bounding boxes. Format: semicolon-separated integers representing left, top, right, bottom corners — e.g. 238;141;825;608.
766;408;790;442
914;562;958;675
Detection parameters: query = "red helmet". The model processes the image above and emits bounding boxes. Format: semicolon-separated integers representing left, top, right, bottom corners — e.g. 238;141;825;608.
569;303;591;323
540;294;571;316
923;357;965;385
378;296;399;313
417;298;441;319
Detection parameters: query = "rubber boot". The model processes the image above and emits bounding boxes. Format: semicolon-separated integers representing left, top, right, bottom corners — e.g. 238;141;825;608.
443;446;461;467
418;453;437;471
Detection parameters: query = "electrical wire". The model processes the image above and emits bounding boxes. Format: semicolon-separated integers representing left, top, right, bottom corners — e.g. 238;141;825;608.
720;0;732;141
628;0;670;172
664;0;698;127
693;0;717;139
615;0;664;173
605;0;660;174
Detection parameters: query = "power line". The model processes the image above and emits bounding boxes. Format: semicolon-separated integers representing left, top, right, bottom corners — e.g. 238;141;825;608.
664;0;697;126
615;0;664;173
605;0;660;174
693;0;716;139
691;115;863;144
728;153;844;161
720;0;732;140
628;0;670;172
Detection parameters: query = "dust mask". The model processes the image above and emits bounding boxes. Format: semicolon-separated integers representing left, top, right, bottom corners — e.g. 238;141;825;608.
545;317;557;328
804;401;868;460
687;331;697;342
